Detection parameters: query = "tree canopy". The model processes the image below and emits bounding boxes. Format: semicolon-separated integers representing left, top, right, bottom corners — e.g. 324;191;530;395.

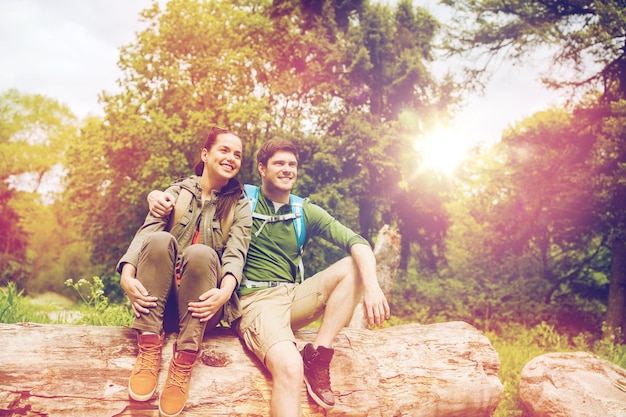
2;0;626;343
441;0;626;340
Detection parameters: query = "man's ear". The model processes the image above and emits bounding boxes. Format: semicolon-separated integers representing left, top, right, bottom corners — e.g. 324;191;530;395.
258;162;266;177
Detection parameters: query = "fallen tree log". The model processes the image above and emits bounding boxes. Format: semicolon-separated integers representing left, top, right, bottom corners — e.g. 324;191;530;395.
0;321;502;416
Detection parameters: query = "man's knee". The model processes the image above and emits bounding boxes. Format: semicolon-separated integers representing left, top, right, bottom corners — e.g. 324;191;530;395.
319;256;361;293
266;343;303;386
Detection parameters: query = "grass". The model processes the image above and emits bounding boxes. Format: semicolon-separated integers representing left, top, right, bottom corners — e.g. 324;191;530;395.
487;321;626;417
0;283;53;324
0;279;133;326
1;280;624;416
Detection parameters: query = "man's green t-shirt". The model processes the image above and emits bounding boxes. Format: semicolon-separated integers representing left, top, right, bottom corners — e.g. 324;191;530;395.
241;190;369;294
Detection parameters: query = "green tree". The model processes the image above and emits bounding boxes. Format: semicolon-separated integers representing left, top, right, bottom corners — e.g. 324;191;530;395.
439;103;626;340
64;0;453;279
0;89;78;291
443;0;626;342
289;0;454;266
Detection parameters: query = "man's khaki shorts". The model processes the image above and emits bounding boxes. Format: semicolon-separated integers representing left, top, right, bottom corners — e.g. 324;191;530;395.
234;275;325;365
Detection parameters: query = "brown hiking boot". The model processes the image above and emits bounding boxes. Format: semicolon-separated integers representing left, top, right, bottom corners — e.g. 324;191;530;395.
301;343;336;409
158;347;197;417
129;332;163;401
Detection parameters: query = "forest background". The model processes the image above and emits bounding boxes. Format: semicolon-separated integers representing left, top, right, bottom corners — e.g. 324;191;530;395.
1;0;626;415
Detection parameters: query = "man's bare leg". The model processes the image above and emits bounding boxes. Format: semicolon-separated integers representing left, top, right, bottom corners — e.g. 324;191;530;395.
299;257;363;409
314;257;363;348
265;340;303;417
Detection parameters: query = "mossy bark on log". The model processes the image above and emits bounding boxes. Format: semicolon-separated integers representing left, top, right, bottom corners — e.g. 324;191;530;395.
0;321;502;416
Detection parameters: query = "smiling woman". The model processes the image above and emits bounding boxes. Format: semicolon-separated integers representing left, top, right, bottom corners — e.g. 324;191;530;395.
413;125;474;175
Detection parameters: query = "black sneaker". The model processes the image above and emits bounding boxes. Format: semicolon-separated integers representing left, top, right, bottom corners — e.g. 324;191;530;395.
301;343;336;409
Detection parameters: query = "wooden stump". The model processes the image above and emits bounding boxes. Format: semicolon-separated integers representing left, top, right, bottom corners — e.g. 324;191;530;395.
0;321;502;416
349;225;401;328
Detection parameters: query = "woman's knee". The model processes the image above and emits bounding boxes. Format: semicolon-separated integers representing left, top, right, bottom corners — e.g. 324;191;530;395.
141;231;177;260
182;245;220;281
185;244;219;265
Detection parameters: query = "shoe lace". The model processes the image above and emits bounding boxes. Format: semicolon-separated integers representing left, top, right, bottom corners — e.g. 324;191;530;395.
137;344;160;374
167;360;194;391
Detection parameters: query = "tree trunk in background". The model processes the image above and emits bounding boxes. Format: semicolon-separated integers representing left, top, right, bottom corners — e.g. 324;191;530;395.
349;225;401;328
604;236;626;343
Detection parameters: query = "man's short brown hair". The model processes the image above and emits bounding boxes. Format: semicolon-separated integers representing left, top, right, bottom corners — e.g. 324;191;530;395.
256;139;299;166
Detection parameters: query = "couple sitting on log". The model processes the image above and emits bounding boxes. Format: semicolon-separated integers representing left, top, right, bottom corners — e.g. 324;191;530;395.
117;127;390;417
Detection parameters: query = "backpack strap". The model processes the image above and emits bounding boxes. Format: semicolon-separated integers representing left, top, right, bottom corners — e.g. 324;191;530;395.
289;193;305;254
244;184;307;280
167;188;193;231
244;184;306;252
167;187;235;241
243;184;259;212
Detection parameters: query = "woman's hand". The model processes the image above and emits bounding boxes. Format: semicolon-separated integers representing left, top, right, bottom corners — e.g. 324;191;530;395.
120;264;158;318
188;287;231;322
188;274;237;322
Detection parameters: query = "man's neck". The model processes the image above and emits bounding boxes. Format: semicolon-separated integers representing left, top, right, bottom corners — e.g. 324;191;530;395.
261;184;290;205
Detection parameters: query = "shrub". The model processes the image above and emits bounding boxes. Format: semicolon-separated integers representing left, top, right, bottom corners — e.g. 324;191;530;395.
64;277;133;326
0;282;52;324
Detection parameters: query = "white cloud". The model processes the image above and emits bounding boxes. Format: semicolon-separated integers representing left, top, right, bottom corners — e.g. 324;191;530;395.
0;0;153;118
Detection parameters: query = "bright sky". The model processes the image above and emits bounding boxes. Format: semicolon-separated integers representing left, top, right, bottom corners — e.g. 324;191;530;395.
0;0;564;155
0;0;153;118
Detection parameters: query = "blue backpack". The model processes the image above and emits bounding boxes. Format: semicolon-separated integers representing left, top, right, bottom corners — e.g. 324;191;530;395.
244;184;306;279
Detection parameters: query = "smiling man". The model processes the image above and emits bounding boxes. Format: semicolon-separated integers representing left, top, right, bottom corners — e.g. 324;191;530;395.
149;138;389;416
233;139;389;416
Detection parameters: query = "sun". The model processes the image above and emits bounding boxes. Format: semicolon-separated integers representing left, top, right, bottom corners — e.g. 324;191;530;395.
413;125;473;175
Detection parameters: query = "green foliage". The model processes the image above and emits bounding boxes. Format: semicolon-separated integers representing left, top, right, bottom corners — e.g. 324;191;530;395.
0;89;79;290
0;88;77;182
64;277;133;327
594;337;626;369
434;107;626;338
0;282;51;324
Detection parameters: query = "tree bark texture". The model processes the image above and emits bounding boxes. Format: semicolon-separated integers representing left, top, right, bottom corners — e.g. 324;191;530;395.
0;321;502;416
519;351;626;417
604;236;626;343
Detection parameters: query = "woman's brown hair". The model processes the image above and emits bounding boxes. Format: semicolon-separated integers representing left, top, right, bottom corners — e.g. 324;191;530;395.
194;126;244;222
